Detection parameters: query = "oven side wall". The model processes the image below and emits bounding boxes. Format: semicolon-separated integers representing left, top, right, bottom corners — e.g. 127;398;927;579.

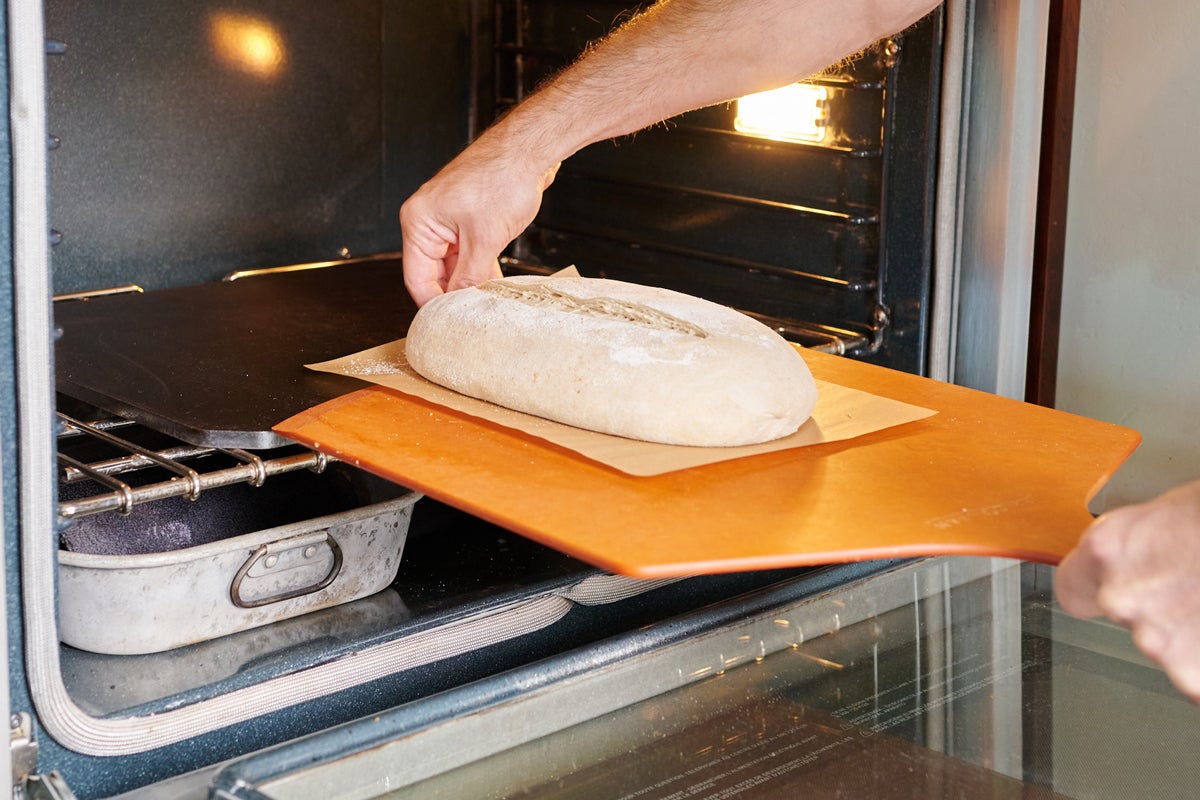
7;0;66;792
949;0;1049;398
0;0;16;789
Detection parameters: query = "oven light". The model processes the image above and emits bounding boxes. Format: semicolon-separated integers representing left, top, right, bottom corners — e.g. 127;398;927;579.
209;12;286;80
734;83;829;144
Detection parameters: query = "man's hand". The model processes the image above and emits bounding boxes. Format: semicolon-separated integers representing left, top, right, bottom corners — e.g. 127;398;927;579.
400;138;559;307
1056;478;1200;702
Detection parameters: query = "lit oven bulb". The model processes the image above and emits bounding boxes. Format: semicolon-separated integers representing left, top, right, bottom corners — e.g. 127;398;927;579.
734;83;830;144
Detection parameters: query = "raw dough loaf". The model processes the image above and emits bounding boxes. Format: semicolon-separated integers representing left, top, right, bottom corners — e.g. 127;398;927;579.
405;276;818;446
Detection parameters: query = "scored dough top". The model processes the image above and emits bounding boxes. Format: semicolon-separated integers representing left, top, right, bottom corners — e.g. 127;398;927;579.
478;278;711;339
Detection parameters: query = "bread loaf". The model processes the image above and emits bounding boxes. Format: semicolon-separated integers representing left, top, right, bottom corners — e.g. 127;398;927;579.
405;276;818;446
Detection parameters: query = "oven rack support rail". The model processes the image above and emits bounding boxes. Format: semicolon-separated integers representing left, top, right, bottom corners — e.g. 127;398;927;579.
55;413;334;524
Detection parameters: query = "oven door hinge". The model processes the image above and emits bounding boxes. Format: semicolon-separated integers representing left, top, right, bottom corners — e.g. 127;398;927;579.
865;303;892;355
11;713;79;800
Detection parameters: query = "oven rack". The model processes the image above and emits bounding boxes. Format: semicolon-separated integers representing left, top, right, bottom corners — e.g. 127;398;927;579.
56;413;334;524
499;257;872;355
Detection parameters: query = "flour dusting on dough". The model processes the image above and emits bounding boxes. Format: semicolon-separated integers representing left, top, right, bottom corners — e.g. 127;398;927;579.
480;278;709;339
608;343;698;366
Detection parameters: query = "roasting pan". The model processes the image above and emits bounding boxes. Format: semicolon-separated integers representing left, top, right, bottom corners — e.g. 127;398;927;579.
57;466;420;655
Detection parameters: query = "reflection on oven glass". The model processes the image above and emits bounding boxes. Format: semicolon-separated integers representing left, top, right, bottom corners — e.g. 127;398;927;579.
382;562;1200;800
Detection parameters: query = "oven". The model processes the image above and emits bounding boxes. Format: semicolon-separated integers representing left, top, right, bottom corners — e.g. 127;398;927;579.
9;2;1192;799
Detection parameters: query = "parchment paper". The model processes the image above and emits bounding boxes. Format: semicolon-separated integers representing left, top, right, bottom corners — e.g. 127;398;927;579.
307;340;935;477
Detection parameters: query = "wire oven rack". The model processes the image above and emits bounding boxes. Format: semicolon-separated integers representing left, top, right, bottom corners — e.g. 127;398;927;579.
56;413;334;525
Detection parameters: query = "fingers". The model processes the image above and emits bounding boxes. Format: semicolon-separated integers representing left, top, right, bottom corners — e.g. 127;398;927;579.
1054;479;1200;703
1153;625;1200;702
1055;507;1142;619
1057;505;1160;627
1054;537;1107;618
399;196;454;307
400;212;503;306
445;250;502;293
401;248;449;308
398;118;557;306
399;191;504;306
1131;585;1200;702
399;159;542;306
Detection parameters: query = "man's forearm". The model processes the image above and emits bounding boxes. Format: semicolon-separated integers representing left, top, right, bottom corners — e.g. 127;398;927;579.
399;0;940;306
484;0;940;173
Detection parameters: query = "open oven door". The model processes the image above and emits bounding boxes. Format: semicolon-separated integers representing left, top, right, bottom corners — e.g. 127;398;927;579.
209;557;1200;800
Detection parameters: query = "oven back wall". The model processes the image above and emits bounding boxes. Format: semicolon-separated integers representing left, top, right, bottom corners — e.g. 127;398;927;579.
44;1;472;294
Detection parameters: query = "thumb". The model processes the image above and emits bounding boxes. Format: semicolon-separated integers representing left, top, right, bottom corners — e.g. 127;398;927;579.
1055;530;1108;619
445;235;504;293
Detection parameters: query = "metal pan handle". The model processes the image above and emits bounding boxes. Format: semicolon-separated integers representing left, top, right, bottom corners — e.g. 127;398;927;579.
230;531;344;609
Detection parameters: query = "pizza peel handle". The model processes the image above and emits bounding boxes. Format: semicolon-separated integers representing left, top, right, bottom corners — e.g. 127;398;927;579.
274;350;1141;578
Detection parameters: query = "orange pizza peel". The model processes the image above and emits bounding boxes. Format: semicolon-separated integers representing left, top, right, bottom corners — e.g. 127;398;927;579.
275;349;1140;578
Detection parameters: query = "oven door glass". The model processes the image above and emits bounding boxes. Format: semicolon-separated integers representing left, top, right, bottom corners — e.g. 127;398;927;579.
214;557;1200;799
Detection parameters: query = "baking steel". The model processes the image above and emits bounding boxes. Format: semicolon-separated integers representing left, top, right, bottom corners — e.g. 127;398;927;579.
53;258;416;449
274;350;1141;578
